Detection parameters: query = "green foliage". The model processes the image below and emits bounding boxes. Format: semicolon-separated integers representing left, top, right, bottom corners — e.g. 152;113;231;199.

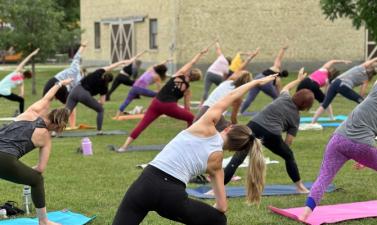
320;0;377;41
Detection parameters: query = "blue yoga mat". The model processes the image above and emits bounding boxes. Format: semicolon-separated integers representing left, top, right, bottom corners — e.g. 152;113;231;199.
321;122;342;127
0;210;95;225
225;111;258;117
300;115;347;123
186;182;337;199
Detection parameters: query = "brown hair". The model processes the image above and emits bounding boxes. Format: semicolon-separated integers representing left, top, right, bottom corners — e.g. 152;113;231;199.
292;89;314;111
223;125;266;204
47;108;70;133
23;70;33;79
232;71;252;88
328;67;340;81
153;64;168;81
189;68;202;82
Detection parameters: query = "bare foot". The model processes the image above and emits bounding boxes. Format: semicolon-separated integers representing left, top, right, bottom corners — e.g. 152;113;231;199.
298;206;312;221
295;181;310;193
116;147;127;153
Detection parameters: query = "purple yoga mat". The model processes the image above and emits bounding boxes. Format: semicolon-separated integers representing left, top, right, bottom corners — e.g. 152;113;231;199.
269;200;377;225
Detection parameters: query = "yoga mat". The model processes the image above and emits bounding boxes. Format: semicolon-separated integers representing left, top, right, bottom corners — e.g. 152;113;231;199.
222;156;278;168
0;210;95;225
269;200;377;225
0;117;15;121
321;123;342;127
108;144;165;152
65;124;95;130
113;114;144;120
57;130;127;138
300;115;347;123
186;182;336;199
225;111;258;117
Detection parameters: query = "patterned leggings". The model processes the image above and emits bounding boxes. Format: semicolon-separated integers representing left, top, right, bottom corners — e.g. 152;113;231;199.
307;134;377;209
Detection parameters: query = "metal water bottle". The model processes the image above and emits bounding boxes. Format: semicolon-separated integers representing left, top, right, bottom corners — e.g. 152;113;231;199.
23;185;32;214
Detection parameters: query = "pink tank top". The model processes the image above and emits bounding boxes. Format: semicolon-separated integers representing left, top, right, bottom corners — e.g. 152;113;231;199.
310;69;328;87
134;69;155;88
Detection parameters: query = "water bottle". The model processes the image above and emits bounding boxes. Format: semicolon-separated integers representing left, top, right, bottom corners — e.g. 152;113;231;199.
81;137;93;156
0;209;7;218
23;185;33;214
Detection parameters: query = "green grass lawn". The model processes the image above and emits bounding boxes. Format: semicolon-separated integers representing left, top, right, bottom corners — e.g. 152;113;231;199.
0;67;377;225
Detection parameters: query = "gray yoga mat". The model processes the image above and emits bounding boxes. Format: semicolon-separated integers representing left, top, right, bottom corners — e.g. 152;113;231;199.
107;144;165;152
56;130;127;138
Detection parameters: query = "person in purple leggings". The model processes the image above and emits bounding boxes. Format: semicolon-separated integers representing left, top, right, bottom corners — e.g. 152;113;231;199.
299;80;377;221
114;61;169;118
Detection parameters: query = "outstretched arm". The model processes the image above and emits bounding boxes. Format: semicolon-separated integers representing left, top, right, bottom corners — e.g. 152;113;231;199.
362;57;377;68
76;40;88;55
281;68;306;93
16;48;40;72
322;60;351;70
174;47;209;77
272;46;288;71
234;48;260;73
201;75;277;126
28;79;73;116
215;42;222;56
102;50;147;71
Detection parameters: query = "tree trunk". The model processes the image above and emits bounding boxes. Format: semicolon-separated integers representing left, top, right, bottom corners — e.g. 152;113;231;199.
31;58;36;95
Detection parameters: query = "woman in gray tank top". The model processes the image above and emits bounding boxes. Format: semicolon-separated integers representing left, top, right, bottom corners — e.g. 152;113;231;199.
0;79;72;225
112;75;277;225
311;57;377;124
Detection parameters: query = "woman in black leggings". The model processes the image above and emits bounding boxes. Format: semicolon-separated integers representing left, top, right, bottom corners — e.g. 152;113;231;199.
112;75;277;225
66;51;145;133
0;79;71;225
224;68;314;193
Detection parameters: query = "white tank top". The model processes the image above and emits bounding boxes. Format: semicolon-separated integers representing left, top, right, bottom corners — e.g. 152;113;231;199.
203;80;235;107
149;130;223;185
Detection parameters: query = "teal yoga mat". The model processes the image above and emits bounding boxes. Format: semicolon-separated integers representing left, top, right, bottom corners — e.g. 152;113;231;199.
300;115;347;123
0;210;95;225
56;130;127;138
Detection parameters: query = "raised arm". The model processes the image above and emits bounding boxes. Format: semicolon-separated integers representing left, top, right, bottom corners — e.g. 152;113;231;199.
76;40;88;55
215;42;222;56
234;48;260;72
28;79;73;116
272;46;288;71
102;50;147;71
200;75;277;126
322;60;351;70
174;48;209;76
281;68;306;93
16;48;40;72
362;57;377;68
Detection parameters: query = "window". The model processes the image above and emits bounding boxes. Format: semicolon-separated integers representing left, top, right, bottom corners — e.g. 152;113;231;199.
149;19;158;49
94;22;101;49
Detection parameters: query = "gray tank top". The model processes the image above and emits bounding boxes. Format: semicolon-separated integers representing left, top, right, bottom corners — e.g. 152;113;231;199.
336;65;368;88
150;130;223;185
0;117;47;158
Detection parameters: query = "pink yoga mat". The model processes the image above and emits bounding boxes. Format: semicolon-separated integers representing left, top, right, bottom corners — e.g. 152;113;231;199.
269;200;377;225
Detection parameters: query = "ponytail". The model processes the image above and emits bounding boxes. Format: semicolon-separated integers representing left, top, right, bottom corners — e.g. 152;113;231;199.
246;138;265;204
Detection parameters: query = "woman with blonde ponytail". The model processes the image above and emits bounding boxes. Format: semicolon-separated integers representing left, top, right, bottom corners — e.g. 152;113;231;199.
247;137;265;204
224;68;314;193
112;74;277;225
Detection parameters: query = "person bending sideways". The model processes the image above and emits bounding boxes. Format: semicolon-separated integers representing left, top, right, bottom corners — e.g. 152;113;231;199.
112;75;277;225
0;79;72;225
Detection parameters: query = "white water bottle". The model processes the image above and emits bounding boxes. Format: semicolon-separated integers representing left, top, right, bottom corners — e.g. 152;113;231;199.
23;185;33;214
0;209;7;218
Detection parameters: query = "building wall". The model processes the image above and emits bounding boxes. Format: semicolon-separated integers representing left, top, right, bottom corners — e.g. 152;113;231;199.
177;0;364;72
80;0;176;68
81;0;365;72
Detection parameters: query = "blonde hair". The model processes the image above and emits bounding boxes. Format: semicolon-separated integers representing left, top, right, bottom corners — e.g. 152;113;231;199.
224;125;266;204
47;108;70;133
189;68;202;81
233;70;252;87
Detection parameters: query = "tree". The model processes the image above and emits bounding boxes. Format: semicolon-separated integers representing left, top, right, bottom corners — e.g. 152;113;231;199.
0;0;64;94
320;0;377;41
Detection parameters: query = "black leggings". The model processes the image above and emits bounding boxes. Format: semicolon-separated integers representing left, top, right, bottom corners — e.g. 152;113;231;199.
0;152;45;208
112;165;227;225
66;84;104;130
321;79;364;109
224;121;301;184
297;77;325;103
0;93;24;113
43;77;69;104
106;73;134;100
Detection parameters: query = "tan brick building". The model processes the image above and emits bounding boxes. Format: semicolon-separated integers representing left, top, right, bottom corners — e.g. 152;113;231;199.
81;0;372;72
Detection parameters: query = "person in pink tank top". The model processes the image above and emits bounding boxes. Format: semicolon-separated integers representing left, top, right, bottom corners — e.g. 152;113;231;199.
296;60;351;119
